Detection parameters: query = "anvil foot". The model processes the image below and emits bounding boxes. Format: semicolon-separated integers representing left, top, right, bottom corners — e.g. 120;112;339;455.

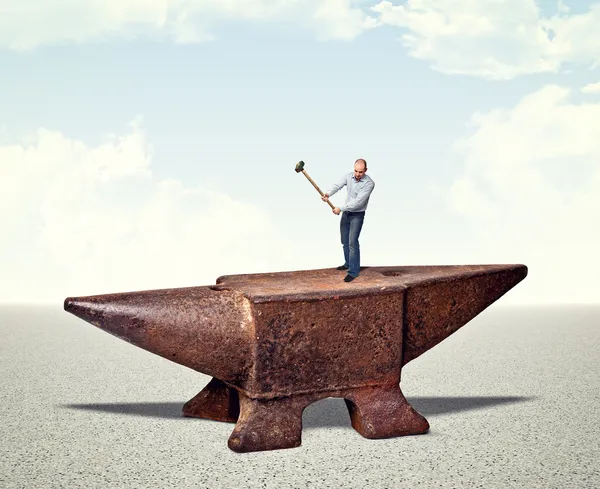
344;384;429;439
227;393;304;453
182;377;240;423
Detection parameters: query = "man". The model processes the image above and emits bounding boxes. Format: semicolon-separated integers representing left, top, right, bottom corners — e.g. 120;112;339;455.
322;158;375;282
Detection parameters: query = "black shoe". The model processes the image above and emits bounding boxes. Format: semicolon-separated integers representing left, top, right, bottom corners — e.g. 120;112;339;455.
344;274;356;282
337;265;349;270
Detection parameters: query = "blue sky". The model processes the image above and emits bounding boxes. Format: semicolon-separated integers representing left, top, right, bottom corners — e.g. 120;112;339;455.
2;0;600;304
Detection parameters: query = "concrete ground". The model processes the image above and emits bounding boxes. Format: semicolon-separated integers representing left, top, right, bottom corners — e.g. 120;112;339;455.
1;303;598;488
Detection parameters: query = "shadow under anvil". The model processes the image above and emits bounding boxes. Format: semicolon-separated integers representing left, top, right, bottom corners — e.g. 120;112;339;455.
59;395;535;428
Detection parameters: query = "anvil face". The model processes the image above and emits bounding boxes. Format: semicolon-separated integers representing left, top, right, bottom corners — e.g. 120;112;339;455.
64;264;527;453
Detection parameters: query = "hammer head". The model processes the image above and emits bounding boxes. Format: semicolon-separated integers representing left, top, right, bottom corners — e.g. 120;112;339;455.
294;161;305;173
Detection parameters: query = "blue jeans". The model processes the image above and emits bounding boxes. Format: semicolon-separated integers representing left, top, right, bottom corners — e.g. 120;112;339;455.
340;211;365;277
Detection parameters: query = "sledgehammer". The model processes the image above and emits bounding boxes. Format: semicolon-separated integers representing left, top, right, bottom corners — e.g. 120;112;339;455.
295;160;335;210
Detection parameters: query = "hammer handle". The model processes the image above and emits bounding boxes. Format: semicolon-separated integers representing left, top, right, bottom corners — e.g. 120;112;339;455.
303;171;335;209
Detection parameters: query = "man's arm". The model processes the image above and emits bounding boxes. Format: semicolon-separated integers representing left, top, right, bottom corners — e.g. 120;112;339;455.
326;173;349;197
339;180;375;212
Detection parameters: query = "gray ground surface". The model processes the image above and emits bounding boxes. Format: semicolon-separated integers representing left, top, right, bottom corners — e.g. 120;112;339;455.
1;303;599;488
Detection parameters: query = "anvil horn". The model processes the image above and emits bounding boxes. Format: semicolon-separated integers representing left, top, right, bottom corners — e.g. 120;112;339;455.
64;286;253;384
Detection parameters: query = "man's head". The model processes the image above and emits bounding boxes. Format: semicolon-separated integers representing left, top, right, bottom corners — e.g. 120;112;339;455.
353;159;367;181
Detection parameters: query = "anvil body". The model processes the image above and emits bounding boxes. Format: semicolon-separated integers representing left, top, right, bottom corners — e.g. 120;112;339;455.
64;264;527;452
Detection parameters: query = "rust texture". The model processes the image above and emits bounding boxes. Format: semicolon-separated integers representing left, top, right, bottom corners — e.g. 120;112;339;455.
64;264;527;453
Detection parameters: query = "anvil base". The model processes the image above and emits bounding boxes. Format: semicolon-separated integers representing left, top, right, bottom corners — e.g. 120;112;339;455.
183;377;429;453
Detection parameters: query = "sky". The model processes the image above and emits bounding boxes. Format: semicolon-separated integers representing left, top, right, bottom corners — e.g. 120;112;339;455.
1;0;599;305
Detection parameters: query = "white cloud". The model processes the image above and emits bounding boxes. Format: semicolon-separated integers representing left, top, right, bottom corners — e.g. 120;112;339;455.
312;0;380;40
372;0;600;80
3;0;599;81
582;81;600;93
0;120;294;303
447;84;600;303
0;0;377;51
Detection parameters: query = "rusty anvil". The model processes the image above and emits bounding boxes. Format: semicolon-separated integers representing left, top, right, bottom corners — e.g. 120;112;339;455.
64;264;527;453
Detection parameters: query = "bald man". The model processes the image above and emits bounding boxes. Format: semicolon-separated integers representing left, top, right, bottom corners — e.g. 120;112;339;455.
322;159;375;282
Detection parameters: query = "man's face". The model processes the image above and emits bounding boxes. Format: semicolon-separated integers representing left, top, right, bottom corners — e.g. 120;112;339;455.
354;162;366;181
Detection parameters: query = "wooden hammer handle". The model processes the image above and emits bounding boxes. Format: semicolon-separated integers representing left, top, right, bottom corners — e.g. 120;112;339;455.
303;170;335;209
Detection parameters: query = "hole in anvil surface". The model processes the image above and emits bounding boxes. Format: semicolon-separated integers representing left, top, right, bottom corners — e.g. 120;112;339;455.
209;285;230;291
380;270;405;277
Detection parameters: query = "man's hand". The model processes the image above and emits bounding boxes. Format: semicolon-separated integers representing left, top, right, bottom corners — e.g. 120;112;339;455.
333;207;341;215
321;193;329;202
